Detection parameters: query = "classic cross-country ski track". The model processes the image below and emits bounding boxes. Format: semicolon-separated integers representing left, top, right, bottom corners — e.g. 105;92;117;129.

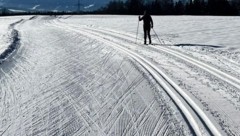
1;16;240;136
78;24;240;90
51;19;222;136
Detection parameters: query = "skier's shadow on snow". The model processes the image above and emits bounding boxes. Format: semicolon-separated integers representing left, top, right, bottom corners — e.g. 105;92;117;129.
174;44;224;48
152;43;223;48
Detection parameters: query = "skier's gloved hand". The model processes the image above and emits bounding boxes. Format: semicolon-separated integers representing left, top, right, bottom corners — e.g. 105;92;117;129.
151;25;153;28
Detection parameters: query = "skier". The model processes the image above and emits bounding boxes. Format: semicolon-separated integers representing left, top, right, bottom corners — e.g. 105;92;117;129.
139;10;153;45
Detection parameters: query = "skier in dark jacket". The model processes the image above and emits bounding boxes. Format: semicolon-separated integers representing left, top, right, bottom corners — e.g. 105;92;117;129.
139;10;153;45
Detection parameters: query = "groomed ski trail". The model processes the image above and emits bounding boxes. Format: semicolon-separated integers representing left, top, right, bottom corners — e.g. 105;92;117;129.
51;18;222;136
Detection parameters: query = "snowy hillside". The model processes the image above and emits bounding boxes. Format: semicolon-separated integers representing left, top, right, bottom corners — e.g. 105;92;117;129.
0;0;112;11
0;15;240;135
0;0;184;12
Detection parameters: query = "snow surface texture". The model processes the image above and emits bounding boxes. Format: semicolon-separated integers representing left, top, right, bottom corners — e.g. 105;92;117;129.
0;15;240;136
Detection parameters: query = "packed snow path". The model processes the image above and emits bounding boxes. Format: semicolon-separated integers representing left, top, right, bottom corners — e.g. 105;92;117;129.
1;16;240;136
0;16;190;136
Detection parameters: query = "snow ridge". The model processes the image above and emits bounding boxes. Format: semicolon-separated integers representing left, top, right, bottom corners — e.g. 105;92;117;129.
0;19;22;64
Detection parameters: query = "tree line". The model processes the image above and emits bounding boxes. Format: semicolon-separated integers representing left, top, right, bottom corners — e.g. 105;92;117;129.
95;0;240;15
1;0;240;16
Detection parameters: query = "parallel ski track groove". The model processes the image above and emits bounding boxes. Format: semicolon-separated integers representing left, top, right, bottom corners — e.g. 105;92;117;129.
50;20;222;136
81;24;240;90
73;25;240;135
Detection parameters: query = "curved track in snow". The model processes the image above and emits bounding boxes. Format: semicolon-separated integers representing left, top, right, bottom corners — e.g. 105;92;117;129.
65;22;240;91
54;16;240;135
0;16;191;136
1;15;240;136
51;18;223;136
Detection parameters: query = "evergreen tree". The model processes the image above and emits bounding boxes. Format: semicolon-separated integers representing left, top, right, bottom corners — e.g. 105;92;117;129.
151;0;162;15
161;0;174;14
208;0;237;15
185;0;193;15
175;1;185;15
103;0;126;14
126;0;144;14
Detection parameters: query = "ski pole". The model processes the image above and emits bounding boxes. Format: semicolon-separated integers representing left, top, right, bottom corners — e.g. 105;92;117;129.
152;28;163;45
136;18;140;44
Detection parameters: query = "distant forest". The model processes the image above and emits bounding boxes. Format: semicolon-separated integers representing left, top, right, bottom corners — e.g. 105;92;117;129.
96;0;240;15
0;0;240;16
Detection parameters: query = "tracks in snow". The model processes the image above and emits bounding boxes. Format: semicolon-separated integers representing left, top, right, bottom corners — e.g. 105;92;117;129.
82;24;240;91
1;17;185;135
51;20;222;136
67;24;240;134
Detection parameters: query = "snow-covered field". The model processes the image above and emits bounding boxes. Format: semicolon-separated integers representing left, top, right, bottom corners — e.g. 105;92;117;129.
0;15;240;136
61;15;240;49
